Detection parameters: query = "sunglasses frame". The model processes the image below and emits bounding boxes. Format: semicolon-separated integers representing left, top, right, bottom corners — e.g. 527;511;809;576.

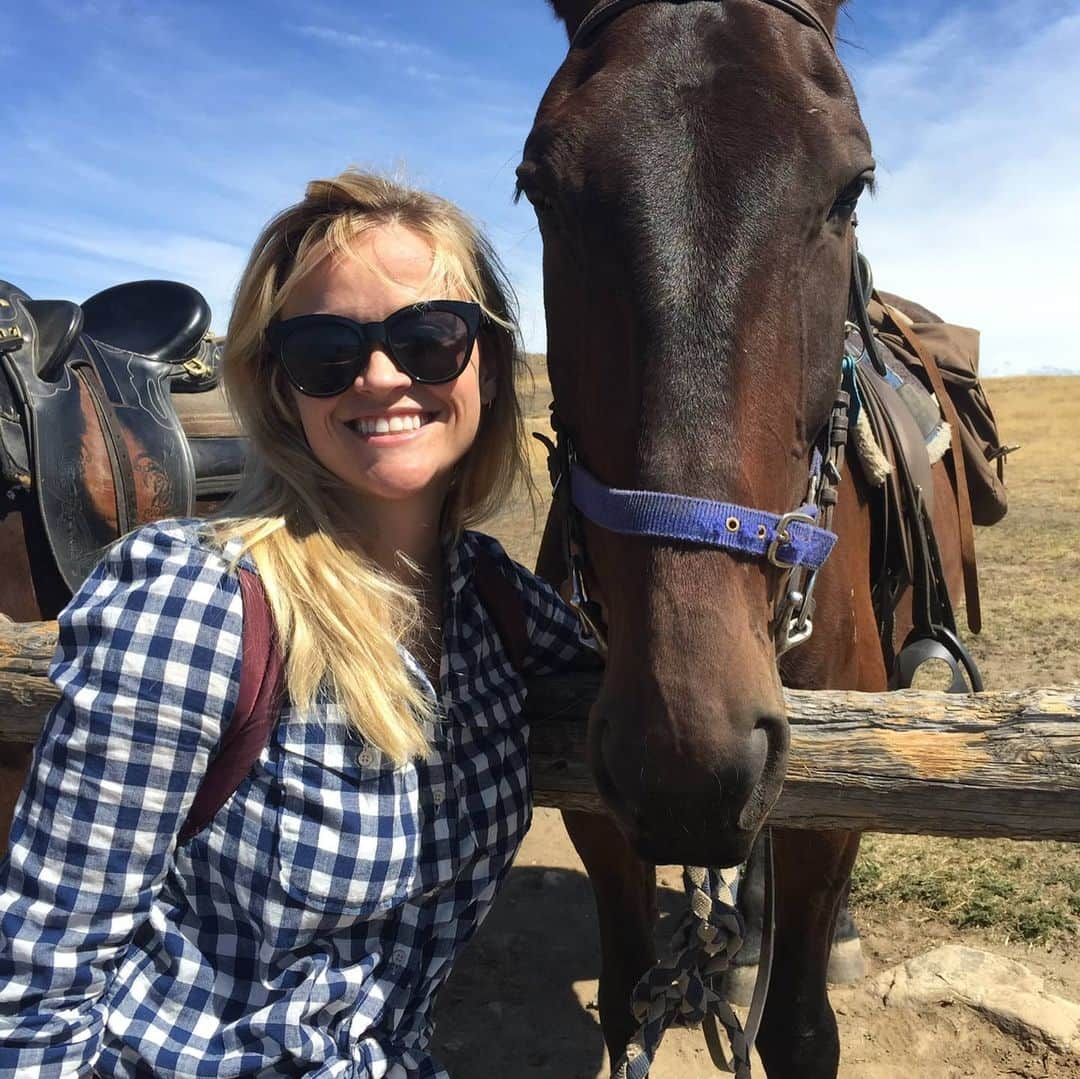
266;300;483;397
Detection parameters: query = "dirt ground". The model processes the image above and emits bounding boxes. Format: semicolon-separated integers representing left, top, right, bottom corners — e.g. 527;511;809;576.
429;373;1080;1078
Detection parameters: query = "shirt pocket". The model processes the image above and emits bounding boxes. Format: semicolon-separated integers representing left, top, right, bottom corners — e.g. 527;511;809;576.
275;722;425;918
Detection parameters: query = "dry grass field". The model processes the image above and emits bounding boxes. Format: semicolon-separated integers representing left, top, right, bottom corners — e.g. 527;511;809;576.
432;368;1080;1077
853;376;1080;949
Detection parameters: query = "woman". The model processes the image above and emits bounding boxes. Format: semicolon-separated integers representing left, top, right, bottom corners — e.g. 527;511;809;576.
0;170;593;1077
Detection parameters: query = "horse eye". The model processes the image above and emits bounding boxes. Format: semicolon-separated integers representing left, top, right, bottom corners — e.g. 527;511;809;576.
515;183;552;216
829;170;876;220
514;163;555;217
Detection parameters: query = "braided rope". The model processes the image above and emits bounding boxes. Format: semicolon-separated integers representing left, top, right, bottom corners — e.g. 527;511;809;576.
612;865;750;1079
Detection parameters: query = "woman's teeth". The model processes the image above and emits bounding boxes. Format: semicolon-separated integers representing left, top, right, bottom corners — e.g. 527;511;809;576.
351;414;427;435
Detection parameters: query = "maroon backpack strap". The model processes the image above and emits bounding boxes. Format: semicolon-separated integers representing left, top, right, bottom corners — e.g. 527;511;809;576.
177;567;284;845
473;550;530;676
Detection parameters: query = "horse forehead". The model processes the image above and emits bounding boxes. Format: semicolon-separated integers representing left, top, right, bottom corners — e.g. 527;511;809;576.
531;48;812;302
529;5;851;187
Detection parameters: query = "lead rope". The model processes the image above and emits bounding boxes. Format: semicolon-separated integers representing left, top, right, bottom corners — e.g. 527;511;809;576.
611;833;775;1079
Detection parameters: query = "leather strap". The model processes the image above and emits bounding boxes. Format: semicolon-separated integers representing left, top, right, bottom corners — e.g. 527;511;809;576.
702;829;775;1068
474;554;531;674
754;0;836;47
572;0;836;51
883;304;982;634
743;828;775;1049
177;567;283;844
572;0;666;46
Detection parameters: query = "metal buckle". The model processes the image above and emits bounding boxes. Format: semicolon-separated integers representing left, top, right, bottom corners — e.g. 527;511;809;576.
569;553;608;653
0;324;23;353
766;511;816;569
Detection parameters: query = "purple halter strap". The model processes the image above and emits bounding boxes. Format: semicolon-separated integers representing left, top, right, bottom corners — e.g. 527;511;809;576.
569;454;837;571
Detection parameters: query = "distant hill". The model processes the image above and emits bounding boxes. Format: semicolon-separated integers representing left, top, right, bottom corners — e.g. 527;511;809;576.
986;369;1080;380
1027;366;1080;377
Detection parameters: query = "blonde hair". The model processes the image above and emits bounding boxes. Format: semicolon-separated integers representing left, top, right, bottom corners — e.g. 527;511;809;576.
208;169;530;762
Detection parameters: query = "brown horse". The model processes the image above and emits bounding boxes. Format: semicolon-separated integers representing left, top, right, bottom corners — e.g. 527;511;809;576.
520;1;969;1075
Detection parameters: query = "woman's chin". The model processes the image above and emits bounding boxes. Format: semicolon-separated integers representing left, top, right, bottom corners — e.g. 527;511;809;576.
336;470;451;508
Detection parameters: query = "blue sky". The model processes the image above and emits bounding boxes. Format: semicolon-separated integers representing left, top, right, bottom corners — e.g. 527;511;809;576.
6;0;1079;375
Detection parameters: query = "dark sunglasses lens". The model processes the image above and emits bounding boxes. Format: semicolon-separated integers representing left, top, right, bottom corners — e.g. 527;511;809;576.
388;311;471;382
279;324;366;395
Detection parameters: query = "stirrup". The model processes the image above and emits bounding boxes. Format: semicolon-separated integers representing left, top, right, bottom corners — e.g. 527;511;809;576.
894;625;984;693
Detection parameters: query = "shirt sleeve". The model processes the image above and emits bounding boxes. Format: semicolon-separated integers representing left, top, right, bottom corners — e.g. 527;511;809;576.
0;521;244;1077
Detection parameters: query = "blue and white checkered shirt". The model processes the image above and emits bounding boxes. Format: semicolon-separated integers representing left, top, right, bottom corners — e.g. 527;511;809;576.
0;519;591;1077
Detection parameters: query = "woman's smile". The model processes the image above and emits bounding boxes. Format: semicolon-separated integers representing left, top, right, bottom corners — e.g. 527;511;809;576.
344;410;437;440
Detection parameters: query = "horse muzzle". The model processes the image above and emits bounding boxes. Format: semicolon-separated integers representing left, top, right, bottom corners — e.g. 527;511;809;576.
587;688;790;868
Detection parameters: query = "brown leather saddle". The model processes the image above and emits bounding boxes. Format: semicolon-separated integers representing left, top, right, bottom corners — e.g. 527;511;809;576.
0;279;246;593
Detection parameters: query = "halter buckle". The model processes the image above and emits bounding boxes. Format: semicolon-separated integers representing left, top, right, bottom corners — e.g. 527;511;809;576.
767;511;817;569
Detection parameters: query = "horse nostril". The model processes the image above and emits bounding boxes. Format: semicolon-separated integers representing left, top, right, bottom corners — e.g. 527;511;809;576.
749;723;770;775
755;713;791;770
736;714;791;831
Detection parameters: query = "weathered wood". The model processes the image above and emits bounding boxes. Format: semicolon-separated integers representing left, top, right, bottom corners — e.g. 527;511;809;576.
0;620;62;743
0;623;1077;840
525;674;1080;842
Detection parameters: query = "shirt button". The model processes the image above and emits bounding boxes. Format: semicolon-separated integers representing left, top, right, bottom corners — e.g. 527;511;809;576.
357;747;376;767
432;789;445;806
390;948;408;969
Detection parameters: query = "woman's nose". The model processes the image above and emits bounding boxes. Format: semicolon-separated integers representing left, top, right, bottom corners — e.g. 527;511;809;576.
355;346;411;392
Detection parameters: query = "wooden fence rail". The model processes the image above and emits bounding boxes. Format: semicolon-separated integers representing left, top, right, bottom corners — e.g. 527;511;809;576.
2;621;1078;841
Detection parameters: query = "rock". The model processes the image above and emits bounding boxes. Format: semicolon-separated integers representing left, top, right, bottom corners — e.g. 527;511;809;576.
872;944;1080;1056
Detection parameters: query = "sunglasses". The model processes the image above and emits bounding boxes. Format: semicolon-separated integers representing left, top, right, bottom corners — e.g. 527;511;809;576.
266;300;482;397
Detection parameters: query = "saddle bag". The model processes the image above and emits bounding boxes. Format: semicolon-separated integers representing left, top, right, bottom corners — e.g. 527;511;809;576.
869;293;1010;526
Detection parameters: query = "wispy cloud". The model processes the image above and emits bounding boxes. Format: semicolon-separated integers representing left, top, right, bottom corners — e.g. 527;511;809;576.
402;65;445;84
846;2;1080;375
293;23;435;59
12;219;248;329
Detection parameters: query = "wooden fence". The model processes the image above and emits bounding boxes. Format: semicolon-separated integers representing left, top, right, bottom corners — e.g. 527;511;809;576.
2;621;1078;841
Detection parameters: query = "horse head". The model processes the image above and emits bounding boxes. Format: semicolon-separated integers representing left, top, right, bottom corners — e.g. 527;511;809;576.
521;0;874;866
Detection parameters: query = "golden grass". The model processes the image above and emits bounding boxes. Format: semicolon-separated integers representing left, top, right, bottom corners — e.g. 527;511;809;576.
486;365;1080;945
856;377;1080;945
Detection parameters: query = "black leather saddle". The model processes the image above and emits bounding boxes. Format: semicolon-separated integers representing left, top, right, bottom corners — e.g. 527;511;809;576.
0;279;246;594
